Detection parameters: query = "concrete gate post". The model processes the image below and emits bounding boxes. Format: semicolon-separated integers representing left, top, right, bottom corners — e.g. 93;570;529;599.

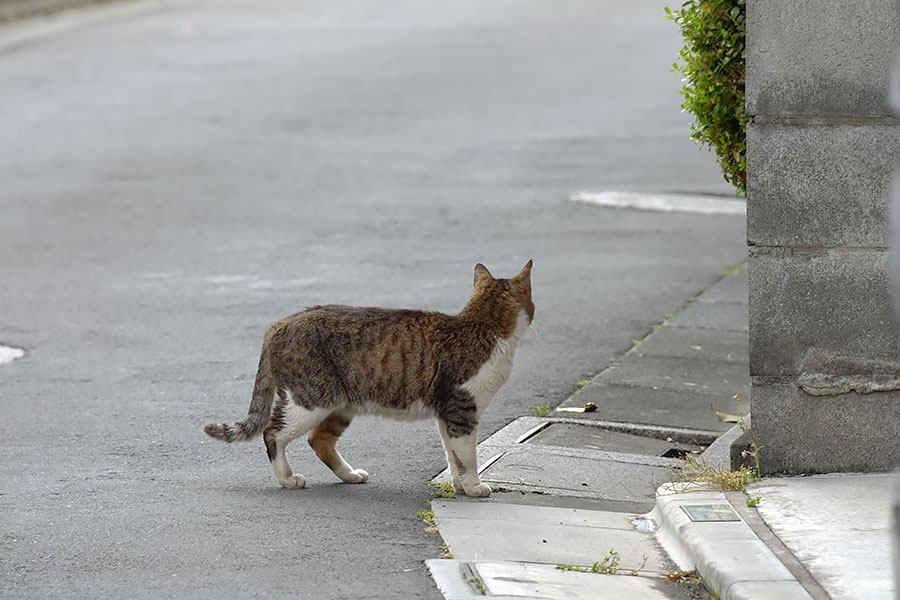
744;1;900;473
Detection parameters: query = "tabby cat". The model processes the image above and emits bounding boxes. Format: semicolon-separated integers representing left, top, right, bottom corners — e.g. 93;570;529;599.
204;261;534;497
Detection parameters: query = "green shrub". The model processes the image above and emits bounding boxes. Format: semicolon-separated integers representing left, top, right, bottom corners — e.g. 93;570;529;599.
665;0;747;194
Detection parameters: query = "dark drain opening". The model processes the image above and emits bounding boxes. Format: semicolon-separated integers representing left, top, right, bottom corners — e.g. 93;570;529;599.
661;447;693;459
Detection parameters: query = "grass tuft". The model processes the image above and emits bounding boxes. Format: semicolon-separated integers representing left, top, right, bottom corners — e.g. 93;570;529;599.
670;454;759;492
428;481;456;498
528;403;550;417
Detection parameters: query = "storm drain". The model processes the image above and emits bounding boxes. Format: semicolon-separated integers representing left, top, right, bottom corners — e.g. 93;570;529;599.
0;344;25;364
518;421;706;459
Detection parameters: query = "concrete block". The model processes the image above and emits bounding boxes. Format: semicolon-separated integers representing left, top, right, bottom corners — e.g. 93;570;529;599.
750;382;900;474
748;250;900;376
747;0;900;116
747;122;900;248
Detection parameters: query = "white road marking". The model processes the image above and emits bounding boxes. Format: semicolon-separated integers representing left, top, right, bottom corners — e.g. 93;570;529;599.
569;191;746;216
0;345;25;364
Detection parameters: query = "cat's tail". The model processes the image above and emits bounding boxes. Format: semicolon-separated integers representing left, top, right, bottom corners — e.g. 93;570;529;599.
203;348;275;443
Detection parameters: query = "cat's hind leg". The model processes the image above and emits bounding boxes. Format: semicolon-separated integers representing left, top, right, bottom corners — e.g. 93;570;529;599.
307;411;368;484
263;395;330;489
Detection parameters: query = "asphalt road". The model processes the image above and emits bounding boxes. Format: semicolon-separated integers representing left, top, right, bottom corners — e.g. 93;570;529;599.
0;1;745;598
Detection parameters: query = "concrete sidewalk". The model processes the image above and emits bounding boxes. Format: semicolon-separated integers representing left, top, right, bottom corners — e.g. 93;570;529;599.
426;264;897;600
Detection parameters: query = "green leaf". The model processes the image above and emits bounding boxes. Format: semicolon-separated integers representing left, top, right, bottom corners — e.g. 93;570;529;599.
664;0;746;193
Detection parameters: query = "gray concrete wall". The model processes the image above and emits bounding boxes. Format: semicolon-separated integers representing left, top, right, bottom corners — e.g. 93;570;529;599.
747;0;900;474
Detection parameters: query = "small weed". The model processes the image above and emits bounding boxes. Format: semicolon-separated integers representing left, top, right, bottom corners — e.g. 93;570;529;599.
664;570;703;585
555;549;627;575
746;496;761;508
741;440;762;475
417;500;435;525
629;555;648;576
575;379;592;388
670;455;760;492
437;543;453;559
528;403;550;417
468;575;486;595
428;481;455;498
703;574;723;600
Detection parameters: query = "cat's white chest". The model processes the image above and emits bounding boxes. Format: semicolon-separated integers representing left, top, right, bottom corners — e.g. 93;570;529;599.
461;310;529;408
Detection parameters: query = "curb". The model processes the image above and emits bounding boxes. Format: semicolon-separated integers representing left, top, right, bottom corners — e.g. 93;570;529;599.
649;485;814;600
0;0;191;52
1;0;125;23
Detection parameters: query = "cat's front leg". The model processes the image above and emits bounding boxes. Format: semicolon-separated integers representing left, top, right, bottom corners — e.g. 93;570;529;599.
439;426;490;498
436;420;464;493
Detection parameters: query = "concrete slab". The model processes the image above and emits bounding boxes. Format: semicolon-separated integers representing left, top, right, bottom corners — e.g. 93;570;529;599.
695;266;748;304
433;417;694;507
630;325;748;364
666;300;748;332
601;356;750;398
432;501;672;573
435;500;639;530
488;491;653;516
475;562;673;599
525;423;674;456
750;473;895;600
479;446;675;503
565;382;747;433
427;559;677;600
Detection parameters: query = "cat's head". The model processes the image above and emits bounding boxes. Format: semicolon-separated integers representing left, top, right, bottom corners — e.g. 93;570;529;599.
471;260;535;326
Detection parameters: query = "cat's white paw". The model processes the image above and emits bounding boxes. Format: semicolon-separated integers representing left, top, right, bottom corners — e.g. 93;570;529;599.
343;468;369;484
452;479;465;494
278;474;306;489
463;482;492;498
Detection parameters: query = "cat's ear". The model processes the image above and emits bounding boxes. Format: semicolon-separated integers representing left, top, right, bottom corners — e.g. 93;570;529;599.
474;263;494;287
512;259;533;286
